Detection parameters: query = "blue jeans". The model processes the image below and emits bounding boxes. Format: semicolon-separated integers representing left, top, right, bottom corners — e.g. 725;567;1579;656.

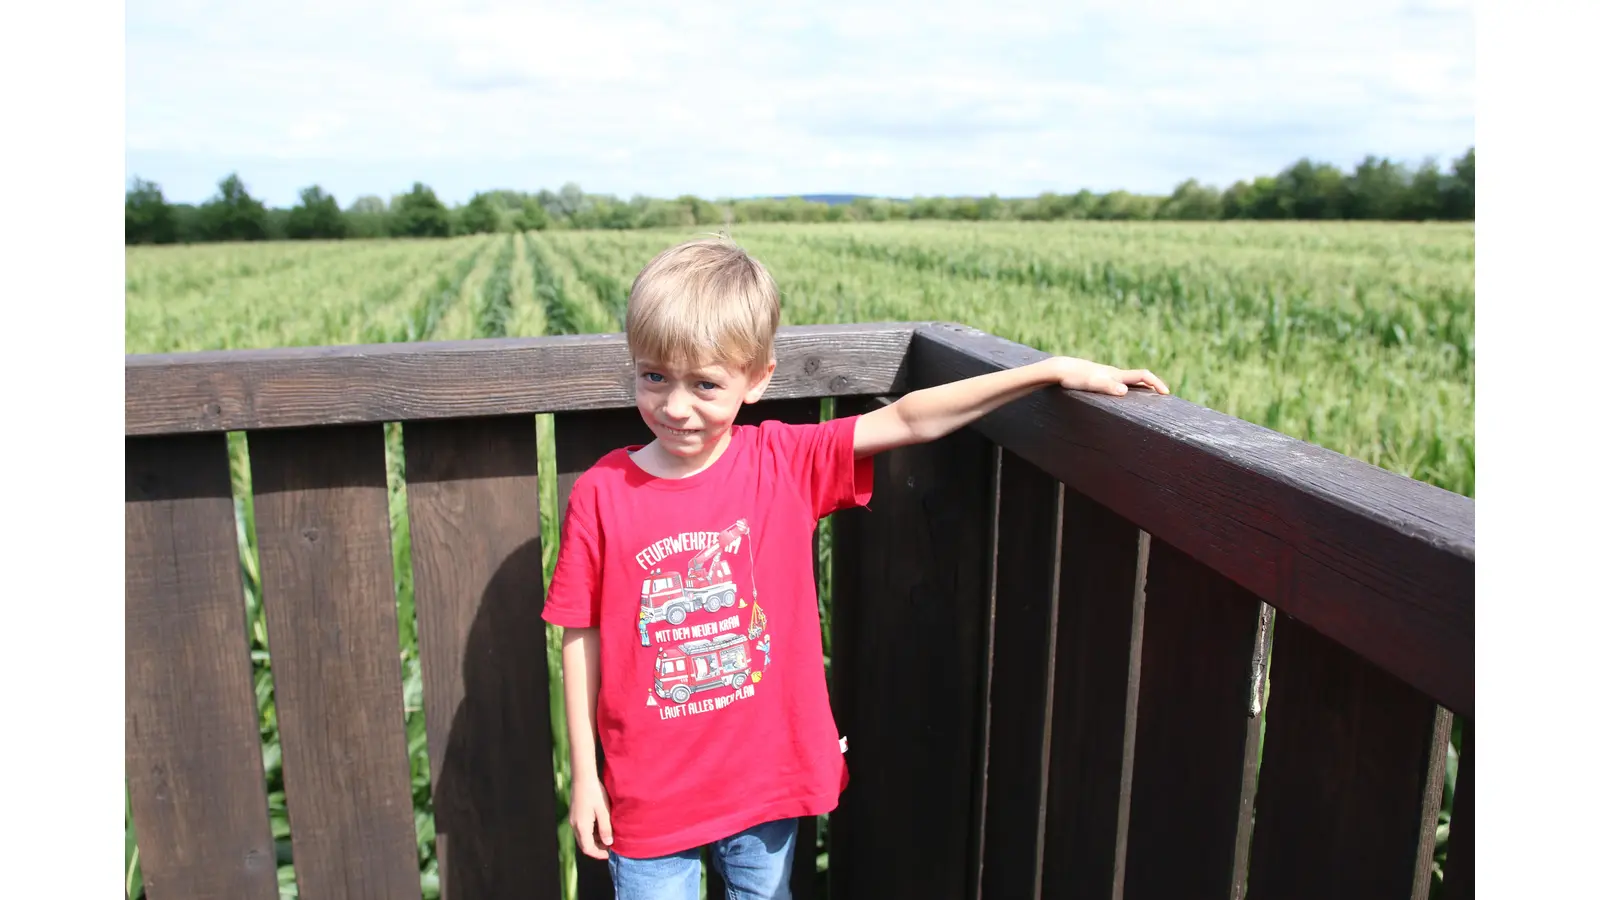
609;817;797;900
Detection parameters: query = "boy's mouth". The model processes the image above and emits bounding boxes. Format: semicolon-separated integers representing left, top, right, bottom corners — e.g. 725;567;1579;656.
663;426;699;437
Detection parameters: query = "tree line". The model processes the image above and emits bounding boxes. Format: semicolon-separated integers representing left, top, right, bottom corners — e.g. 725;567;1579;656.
125;146;1473;244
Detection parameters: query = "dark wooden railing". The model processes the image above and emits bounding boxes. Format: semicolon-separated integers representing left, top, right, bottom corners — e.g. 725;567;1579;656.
125;322;1473;900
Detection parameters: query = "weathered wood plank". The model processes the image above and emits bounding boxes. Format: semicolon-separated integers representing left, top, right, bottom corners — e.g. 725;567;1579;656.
978;449;1063;900
1247;614;1452;900
125;434;278;900
555;408;651;527
1413;708;1455;900
1121;539;1264;900
554;399;824;900
1440;720;1473;900
826;403;994;900
1039;492;1146;900
404;416;561;899
552;409;639;900
249;425;421;900
793;815;818;900
126;323;915;436
909;322;1474;717
825;396;878;900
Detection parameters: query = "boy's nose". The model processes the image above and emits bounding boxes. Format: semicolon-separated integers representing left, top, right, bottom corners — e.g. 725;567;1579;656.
664;390;692;420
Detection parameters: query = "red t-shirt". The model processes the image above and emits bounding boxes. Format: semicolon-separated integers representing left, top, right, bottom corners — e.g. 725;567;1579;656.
542;414;874;858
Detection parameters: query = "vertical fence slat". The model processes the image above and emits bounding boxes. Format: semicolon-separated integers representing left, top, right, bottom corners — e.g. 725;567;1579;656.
1122;539;1264;900
1039;491;1147;900
126;434;278;900
404;416;560;899
250;425;422;900
978;449;1064;900
1412;708;1456;900
826;399;872;900
553;400;824;900
554;408;644;900
1246;614;1452;900
828;400;995;900
1441;720;1474;900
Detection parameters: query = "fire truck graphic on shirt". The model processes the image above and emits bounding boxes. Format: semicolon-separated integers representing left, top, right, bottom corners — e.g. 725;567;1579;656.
637;519;749;637
634;518;769;718
654;633;753;705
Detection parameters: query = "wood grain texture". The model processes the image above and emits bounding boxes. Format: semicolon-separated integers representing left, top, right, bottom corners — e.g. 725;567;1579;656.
403;416;561;899
249;425;421;900
126;434;278;900
909;322;1474;717
825;407;994;900
1247;614;1452;900
1039;492;1146;900
1413;708;1455;900
1440;720;1473;900
1121;539;1264;900
127;323;914;436
978;449;1063;900
825;396;880;900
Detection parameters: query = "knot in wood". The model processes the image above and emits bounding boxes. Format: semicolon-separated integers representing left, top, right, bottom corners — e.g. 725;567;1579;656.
803;356;821;376
301;527;320;544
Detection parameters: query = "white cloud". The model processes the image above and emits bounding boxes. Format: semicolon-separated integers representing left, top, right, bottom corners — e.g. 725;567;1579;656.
125;0;1474;205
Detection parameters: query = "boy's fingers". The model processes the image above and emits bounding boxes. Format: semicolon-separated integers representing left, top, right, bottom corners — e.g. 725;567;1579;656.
573;810;603;859
598;805;614;847
1125;369;1169;394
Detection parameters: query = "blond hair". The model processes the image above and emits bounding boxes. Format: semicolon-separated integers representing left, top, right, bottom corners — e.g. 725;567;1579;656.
625;235;781;373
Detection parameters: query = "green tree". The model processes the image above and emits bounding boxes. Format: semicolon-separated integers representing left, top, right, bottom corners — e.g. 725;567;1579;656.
391;182;452;237
1277;159;1349;219
286;185;348;239
125;178;177;244
1222;176;1289;219
1441;147;1474;220
345;195;391;238
197;173;269;241
1404;159;1445;220
1159;179;1223;220
1345;156;1411;220
459;192;507;234
513;198;550;231
679;195;724;225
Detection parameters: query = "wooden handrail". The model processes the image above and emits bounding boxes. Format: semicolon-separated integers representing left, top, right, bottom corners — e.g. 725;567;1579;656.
123;319;1473;715
125;322;917;435
908;322;1474;716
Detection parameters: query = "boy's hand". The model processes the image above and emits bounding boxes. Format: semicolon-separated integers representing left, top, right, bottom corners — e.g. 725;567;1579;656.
1051;357;1169;397
570;773;614;860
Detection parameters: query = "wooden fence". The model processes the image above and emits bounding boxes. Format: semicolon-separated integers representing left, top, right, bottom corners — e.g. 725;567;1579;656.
126;322;1473;900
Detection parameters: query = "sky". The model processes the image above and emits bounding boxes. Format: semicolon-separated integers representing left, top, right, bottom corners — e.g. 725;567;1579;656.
124;0;1475;208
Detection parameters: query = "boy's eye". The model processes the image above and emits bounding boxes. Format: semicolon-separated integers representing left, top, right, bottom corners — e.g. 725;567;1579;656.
642;373;664;383
696;381;719;391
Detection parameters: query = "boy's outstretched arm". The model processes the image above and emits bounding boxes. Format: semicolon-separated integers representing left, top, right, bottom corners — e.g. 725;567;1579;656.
854;356;1168;458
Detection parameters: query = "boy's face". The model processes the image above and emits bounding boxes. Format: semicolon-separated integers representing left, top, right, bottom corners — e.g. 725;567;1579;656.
633;356;775;463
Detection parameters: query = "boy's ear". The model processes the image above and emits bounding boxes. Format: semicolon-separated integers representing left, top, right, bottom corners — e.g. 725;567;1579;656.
743;359;777;404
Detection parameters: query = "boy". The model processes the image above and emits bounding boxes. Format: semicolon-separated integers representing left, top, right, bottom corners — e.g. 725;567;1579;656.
542;236;1167;899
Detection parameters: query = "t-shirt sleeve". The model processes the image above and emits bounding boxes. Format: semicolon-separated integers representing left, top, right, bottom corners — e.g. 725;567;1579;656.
542;480;603;629
766;414;875;520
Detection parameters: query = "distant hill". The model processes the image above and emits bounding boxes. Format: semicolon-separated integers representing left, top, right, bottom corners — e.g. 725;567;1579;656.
761;193;894;205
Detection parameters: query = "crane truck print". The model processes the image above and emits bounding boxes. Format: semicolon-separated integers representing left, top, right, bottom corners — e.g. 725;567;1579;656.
637;519;749;639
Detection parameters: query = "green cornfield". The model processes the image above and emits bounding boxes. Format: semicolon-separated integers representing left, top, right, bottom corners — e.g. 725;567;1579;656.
124;220;1474;899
